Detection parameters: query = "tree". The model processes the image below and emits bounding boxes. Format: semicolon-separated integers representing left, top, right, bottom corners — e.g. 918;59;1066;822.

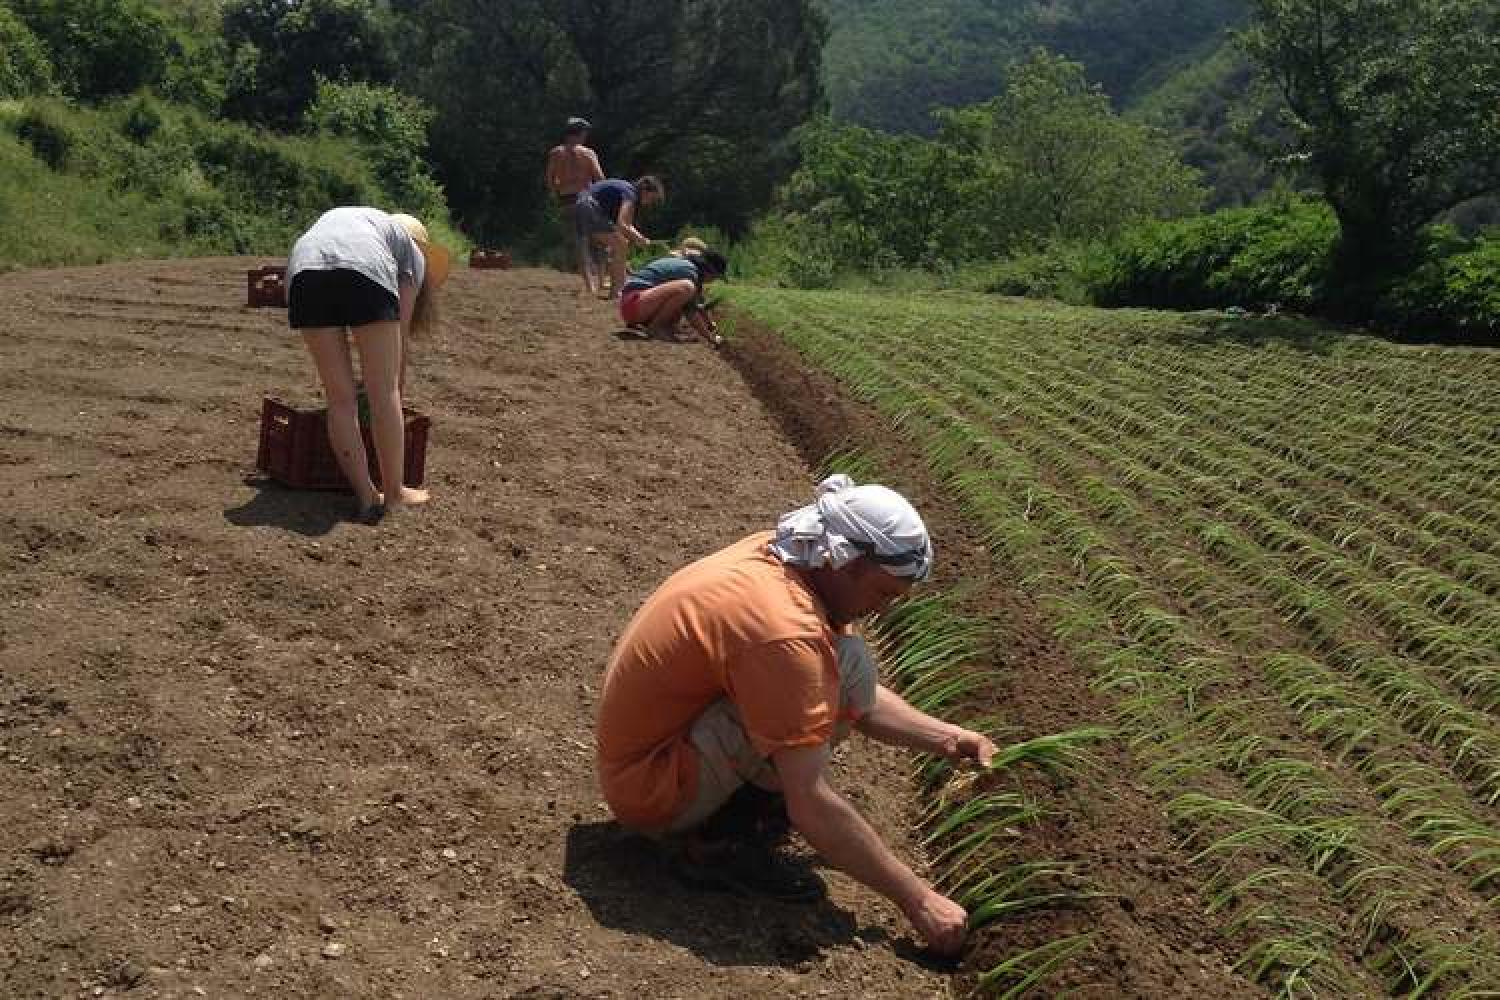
222;0;397;128
938;52;1203;248
10;0;171;99
305;78;445;219
0;6;55;98
1242;0;1500;280
765;52;1202;275
391;0;826;242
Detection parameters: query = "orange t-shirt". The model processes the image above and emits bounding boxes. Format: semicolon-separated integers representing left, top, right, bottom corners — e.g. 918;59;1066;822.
596;531;841;831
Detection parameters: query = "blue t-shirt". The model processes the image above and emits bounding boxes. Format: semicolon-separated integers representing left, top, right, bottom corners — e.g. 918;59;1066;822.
621;257;700;294
586;179;638;221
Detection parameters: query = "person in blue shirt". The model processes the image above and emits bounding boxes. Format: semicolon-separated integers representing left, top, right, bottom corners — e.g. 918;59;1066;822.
575;175;664;297
619;248;728;343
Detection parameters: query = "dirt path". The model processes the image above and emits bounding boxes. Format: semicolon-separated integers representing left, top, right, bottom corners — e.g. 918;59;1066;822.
0;260;959;999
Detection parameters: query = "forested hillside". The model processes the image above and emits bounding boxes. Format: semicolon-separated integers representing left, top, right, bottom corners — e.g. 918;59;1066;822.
0;0;825;266
819;0;1247;133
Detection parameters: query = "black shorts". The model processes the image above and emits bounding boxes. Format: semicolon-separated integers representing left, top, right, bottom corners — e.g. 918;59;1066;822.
288;268;400;329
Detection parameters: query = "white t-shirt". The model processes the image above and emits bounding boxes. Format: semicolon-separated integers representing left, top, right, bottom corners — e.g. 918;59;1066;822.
286;206;425;297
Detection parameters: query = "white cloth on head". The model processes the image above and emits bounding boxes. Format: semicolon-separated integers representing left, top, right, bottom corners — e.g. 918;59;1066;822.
769;474;933;580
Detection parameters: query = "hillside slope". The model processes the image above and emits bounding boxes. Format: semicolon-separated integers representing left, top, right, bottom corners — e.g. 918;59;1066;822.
819;0;1248;132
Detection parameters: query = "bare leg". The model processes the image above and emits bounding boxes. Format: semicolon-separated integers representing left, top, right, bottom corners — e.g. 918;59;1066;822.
573;218;597;295
301;328;380;512
632;280;698;335
592;237;612;296
607;233;629;300
351;320;429;509
577;240;598;295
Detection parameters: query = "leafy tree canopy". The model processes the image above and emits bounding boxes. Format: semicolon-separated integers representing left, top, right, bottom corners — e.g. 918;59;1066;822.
1242;0;1500;276
0;5;56;98
819;0;1247;133
305;78;445;220
9;0;172;99
767;51;1203;274
391;0;825;242
222;0;397;128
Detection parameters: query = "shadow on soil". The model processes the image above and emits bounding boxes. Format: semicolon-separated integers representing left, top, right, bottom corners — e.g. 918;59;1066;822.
1171;314;1349;355
609;328;702;344
223;478;349;536
563;821;896;967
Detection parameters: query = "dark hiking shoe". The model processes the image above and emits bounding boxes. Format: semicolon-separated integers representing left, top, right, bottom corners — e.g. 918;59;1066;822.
670;839;827;904
699;784;791;846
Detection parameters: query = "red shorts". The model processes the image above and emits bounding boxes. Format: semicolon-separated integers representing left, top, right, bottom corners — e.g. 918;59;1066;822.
620;288;646;326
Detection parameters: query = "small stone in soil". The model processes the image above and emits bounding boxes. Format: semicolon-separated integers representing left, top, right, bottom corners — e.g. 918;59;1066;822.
321;942;347;959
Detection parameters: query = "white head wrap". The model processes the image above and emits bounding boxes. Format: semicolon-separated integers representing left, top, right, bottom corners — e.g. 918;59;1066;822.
769;474;933;581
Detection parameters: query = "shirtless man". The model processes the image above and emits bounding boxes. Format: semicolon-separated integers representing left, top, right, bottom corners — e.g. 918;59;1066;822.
544;117;606;293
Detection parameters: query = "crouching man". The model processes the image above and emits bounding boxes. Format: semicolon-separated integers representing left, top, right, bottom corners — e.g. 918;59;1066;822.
595;475;995;955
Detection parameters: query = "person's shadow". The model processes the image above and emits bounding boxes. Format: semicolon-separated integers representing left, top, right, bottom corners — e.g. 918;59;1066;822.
610;328;698;344
223;477;349;537
563;821;892;967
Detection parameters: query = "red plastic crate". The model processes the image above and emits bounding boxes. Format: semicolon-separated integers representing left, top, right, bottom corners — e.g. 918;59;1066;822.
469;249;511;270
247;266;287;307
256;397;430;490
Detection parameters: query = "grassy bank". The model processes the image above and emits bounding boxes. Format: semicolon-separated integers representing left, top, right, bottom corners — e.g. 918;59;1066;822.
0;95;465;271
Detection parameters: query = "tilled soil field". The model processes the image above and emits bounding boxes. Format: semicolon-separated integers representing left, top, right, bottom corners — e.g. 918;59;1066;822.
0;261;957;999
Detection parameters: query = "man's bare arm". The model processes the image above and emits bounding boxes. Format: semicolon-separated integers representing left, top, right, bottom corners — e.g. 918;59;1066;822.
775;744;967;954
856;685;996;766
616;201;649;245
586;148;604;183
544;147;562;193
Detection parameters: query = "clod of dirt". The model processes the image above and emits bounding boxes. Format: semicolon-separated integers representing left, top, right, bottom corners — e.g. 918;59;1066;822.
321;942;347;959
106;960;146;990
288;818;324;841
0;888;33;916
28;839;74;865
318;914;339;934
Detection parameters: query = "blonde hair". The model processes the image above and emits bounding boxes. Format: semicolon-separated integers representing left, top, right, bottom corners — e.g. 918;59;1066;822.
409;281;441;339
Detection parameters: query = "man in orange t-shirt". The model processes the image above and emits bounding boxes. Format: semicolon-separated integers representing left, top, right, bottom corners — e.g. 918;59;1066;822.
596;475;996;957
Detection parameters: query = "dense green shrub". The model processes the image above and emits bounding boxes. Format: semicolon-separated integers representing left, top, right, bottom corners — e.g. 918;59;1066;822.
192;122;379;231
960;241;1107;303
729;213;840;289
1091;196;1337;311
11;0;172;99
1377;235;1500;340
222;0;396;128
759;52;1204;285
13;102;75;169
305;79;443;220
0;6;55;98
0;93;459;269
1087;195;1497;341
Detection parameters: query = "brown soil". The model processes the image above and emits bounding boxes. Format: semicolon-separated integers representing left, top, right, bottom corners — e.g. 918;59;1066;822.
0;258;1249;999
0;260;951;1000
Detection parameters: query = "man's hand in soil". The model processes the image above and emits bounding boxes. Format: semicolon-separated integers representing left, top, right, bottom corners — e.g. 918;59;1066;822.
941;728;996;769
776;745;970;956
904;888;969;956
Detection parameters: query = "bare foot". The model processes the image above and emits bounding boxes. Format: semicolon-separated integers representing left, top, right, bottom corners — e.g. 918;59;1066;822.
386;487;430;509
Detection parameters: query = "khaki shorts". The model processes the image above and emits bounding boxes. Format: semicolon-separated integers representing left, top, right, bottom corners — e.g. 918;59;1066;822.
665;634;879;833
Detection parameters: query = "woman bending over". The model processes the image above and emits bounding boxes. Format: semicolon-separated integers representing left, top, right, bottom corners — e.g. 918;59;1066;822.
286;207;451;521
